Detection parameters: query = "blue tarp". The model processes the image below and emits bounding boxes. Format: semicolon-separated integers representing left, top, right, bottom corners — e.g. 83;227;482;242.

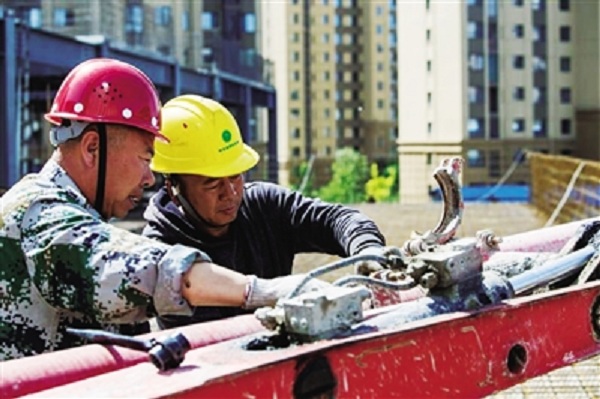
430;185;530;202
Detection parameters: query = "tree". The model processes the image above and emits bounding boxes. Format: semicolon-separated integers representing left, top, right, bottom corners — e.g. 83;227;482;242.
365;163;398;203
317;148;368;203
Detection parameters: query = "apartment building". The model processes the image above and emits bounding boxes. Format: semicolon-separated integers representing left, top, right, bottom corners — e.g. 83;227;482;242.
0;0;275;179
261;0;398;188
397;0;599;203
2;0;263;75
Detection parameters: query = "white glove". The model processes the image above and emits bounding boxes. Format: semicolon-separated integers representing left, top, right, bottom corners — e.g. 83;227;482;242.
243;274;331;309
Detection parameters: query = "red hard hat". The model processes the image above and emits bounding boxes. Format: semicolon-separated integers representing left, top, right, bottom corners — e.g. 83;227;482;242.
44;58;167;141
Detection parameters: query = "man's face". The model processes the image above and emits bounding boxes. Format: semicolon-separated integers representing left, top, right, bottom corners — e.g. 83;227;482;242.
103;126;156;219
177;173;245;236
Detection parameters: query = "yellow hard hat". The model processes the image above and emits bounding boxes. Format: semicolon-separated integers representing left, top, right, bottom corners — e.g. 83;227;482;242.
151;94;259;177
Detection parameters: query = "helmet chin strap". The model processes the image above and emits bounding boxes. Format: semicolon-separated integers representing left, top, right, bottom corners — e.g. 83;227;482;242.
94;124;108;217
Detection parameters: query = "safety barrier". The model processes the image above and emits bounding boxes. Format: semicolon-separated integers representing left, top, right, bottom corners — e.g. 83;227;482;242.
529;152;600;226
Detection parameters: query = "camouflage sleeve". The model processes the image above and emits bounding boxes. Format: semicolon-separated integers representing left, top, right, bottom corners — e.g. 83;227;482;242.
20;198;210;323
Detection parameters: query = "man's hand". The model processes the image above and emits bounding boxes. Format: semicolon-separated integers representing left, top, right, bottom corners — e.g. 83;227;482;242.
244;274;331;309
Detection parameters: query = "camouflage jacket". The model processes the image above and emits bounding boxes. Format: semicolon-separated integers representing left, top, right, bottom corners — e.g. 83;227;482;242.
0;159;209;360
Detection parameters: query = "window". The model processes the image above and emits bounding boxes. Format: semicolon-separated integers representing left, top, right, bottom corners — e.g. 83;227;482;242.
560;88;571;104
560;57;571;72
426;29;431;41
533;119;547;138
513;24;524;38
533;56;546;71
513;0;523;6
488;0;498;16
489;150;501;177
469;54;484;70
533;25;546;41
54;8;75;27
469;86;483;103
513;87;525;101
513;55;525;69
559;0;570;11
467;21;483;39
155;6;171;26
202;12;219;29
427;60;432;71
532;0;545;11
488;54;498;83
292;147;301;157
157;45;171;56
468;118;484;138
244;13;256;33
559;26;571;42
126;4;144;34
533;87;546;104
561;119;571;135
512;118;525;133
27;8;42;28
181;11;190;31
467;149;486;168
323;15;329;24
560;149;572;156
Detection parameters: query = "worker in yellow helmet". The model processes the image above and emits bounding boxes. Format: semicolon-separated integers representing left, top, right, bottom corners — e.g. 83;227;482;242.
143;94;387;329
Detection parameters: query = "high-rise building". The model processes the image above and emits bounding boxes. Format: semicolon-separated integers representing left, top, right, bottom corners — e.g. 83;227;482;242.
0;0;274;180
261;0;398;188
397;0;599;203
0;0;267;79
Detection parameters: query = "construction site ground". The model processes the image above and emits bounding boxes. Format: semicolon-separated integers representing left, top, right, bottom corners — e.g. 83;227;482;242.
115;202;600;398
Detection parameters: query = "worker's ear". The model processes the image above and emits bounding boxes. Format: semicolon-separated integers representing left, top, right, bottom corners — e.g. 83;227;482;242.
79;129;99;168
165;179;181;206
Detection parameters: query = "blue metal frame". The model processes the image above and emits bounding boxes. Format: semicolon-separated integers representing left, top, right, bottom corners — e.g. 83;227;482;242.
0;14;278;188
0;11;18;189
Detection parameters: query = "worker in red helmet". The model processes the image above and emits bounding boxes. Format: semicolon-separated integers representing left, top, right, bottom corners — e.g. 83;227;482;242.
143;94;390;329
0;59;326;361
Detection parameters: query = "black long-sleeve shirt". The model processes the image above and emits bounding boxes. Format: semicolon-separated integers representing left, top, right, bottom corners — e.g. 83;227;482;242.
142;181;385;327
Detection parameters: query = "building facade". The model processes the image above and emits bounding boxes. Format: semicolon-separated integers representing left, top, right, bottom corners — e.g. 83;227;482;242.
397;0;599;203
0;0;274;181
262;0;398;188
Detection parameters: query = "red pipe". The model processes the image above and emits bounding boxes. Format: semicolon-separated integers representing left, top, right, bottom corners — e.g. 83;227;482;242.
0;314;264;398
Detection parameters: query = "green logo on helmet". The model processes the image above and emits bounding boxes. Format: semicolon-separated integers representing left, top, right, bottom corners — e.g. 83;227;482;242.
218;129;239;153
222;130;232;143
